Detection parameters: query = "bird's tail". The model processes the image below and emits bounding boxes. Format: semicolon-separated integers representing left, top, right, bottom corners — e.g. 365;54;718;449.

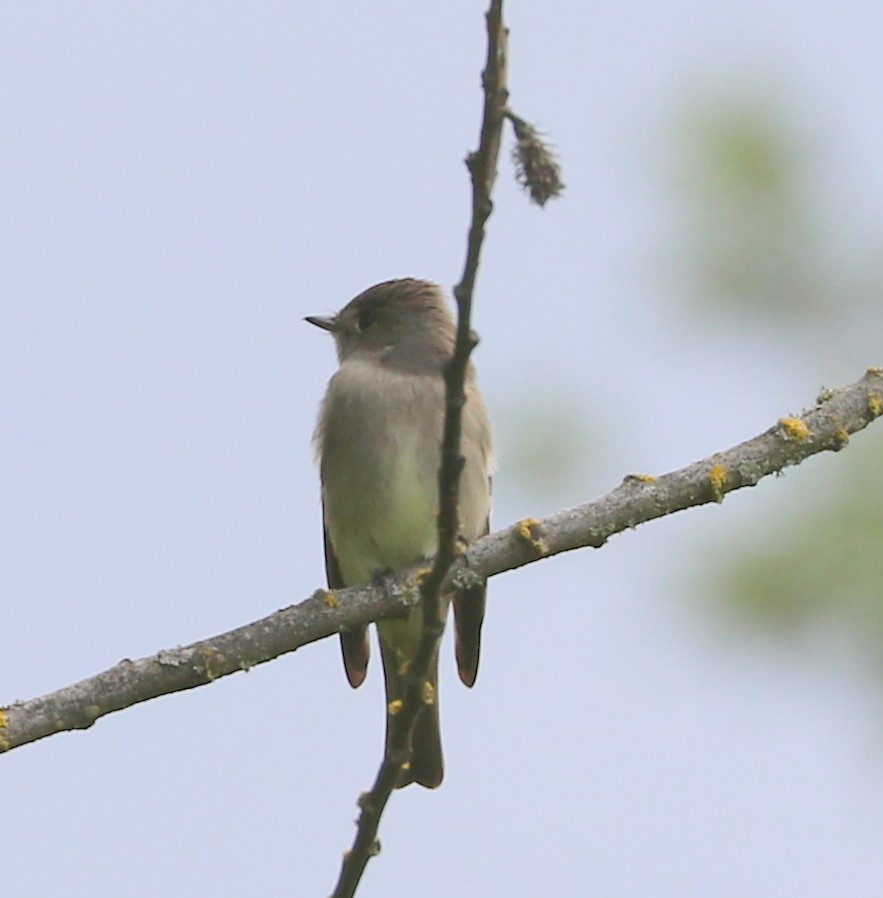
378;620;443;789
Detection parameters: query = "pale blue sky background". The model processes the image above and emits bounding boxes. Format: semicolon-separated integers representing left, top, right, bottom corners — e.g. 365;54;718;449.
3;3;883;896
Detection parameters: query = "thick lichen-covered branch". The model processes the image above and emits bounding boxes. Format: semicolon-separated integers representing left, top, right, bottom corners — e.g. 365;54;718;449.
3;369;881;758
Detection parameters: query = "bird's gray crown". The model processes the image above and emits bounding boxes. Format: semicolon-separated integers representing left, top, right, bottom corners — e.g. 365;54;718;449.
308;278;456;372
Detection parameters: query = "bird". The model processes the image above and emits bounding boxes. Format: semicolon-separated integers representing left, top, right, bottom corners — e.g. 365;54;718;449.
308;278;493;787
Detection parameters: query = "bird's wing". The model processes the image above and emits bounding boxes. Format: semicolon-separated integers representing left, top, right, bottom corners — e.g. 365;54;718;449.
323;503;369;688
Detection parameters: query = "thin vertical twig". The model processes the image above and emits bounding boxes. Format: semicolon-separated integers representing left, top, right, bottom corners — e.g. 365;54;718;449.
327;3;509;897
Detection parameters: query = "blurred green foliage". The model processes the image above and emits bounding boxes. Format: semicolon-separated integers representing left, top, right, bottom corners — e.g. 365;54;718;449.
668;85;883;664
672;90;836;319
718;442;883;661
495;387;603;509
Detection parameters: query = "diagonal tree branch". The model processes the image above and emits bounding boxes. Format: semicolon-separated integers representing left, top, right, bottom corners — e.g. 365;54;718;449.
3;368;881;755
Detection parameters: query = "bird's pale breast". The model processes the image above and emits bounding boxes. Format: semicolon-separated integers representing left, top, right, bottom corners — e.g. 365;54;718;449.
319;359;445;586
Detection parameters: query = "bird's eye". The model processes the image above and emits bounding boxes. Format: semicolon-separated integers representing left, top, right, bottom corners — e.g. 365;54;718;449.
355;307;376;332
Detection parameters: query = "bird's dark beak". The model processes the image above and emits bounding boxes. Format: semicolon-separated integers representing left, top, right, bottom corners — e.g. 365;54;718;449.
304;314;338;333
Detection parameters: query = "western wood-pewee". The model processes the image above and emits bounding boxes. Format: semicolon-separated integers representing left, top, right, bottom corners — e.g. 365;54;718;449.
308;278;493;788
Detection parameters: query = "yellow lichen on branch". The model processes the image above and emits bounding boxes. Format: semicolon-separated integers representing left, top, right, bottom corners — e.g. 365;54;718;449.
778;417;811;441
709;464;728;503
